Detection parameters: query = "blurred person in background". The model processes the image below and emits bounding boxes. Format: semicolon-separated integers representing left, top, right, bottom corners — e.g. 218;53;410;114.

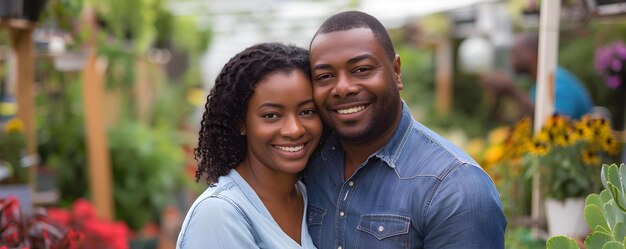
177;43;321;248
479;33;593;122
304;11;506;249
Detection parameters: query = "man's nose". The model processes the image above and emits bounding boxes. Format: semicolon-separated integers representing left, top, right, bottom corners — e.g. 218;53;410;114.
332;74;359;98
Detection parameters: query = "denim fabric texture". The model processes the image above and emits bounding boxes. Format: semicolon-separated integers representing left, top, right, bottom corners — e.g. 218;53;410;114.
177;170;316;249
305;102;507;249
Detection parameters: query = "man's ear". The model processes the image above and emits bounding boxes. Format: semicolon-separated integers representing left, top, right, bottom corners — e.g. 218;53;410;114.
394;54;403;91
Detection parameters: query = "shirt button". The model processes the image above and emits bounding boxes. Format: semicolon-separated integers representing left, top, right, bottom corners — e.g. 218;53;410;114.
378;225;385;232
339;211;345;217
338;247;342;249
332;146;336;150
348;181;354;187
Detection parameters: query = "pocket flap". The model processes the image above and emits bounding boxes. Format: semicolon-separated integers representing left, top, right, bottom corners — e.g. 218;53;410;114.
357;214;410;240
307;205;326;226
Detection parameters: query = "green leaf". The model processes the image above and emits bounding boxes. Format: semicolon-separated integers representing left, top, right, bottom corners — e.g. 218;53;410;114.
547;236;580;249
588;194;606;211
585;231;613;249
601;241;623;249
587;204;611;233
601;190;613;204
618;164;626;191
602;164;611;191
614;222;626;242
605;201;618;232
596;225;612;234
607;165;621;193
608;183;626;212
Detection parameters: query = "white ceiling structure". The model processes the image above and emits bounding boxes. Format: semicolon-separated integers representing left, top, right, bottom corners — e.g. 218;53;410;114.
168;0;499;88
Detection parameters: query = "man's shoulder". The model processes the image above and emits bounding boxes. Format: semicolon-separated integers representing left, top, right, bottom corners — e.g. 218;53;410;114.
393;119;482;179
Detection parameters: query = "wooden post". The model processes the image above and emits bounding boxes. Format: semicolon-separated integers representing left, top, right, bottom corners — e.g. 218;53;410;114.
82;50;113;219
532;0;560;237
435;39;452;116
8;26;37;187
80;6;113;220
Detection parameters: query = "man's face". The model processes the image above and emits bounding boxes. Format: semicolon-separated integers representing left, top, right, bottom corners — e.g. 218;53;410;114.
309;28;403;144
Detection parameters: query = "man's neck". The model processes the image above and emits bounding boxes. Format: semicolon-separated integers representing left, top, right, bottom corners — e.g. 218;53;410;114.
340;109;403;180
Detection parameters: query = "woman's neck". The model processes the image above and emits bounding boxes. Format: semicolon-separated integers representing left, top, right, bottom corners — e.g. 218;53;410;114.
235;158;299;201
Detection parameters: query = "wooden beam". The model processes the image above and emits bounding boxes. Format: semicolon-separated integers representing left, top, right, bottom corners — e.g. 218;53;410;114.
81;50;113;219
435;39;452;116
8;27;36;187
532;0;561;237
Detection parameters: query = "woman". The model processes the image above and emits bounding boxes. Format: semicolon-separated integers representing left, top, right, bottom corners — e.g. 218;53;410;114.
177;43;321;248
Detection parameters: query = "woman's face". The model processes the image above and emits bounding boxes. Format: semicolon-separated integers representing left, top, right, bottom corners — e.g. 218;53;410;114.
242;69;322;175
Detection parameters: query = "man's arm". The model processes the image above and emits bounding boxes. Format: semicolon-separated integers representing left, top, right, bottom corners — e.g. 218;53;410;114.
480;71;534;120
422;164;506;249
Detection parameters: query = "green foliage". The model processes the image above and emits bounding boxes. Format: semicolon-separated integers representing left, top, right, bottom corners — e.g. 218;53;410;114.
396;45;434;108
546;236;579;249
546;163;626;249
108;121;185;231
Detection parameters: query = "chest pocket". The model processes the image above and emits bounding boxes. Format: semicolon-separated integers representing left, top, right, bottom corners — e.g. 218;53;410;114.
356;214;411;249
307;205;326;247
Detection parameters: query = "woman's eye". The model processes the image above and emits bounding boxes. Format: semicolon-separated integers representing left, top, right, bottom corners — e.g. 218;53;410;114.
261;113;280;119
301;109;316;116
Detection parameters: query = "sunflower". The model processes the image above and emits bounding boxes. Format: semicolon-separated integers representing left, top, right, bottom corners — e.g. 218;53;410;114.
581;149;601;166
3;118;24;133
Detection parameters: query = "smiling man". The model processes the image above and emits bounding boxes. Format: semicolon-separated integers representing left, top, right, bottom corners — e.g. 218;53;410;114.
304;11;506;249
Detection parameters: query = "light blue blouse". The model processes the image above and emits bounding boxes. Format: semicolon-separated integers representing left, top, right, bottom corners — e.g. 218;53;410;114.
176;170;316;249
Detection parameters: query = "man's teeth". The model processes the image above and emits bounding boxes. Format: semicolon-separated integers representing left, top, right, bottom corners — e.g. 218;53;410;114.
337;105;366;114
275;145;304;152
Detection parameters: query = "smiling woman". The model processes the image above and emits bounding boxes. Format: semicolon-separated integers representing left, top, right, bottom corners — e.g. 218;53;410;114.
177;43;321;249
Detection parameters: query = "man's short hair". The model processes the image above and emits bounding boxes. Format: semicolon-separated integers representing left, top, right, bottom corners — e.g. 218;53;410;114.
311;11;396;61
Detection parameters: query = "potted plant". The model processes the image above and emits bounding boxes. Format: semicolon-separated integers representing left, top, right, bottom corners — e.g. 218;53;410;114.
0;118;32;216
0;195;130;248
507;114;620;237
546;163;626;249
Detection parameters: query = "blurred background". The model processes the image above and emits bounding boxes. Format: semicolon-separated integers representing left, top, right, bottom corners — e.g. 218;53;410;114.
0;0;625;248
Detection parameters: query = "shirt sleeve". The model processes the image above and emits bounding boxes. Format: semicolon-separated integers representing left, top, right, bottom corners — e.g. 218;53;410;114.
177;196;260;249
422;164;507;249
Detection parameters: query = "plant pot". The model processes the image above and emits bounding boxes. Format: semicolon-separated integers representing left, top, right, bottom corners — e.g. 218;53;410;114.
545;197;589;238
0;184;32;215
53;50;88;72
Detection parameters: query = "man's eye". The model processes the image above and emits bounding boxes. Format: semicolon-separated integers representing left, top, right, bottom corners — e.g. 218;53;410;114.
315;74;333;81
353;67;370;73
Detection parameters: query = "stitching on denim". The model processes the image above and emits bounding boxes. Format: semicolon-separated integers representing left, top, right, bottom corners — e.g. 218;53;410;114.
421;163;464;230
410;120;472;166
218;195;258;239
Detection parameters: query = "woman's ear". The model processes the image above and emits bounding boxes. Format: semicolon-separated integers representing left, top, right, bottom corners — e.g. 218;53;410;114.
239;123;247;136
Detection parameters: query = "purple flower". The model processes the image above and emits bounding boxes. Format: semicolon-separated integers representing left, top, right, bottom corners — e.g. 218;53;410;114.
606;75;622;89
595;47;612;72
615;41;626;60
611;58;623;72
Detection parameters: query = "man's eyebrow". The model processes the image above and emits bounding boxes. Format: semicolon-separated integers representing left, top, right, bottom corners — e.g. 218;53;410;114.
347;54;375;65
312;54;376;71
312;64;332;71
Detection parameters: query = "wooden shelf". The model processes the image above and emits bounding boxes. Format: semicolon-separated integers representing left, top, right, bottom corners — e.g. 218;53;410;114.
0;18;37;30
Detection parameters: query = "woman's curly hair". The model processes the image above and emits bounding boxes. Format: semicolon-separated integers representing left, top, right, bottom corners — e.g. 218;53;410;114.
195;42;311;184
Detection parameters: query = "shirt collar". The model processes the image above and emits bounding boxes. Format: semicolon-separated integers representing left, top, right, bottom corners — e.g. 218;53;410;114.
321;101;413;169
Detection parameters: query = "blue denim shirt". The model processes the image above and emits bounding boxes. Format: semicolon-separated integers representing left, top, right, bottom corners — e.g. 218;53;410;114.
177;170;316;249
304;103;506;249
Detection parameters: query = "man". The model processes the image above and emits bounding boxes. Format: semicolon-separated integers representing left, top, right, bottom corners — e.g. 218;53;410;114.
304;11;506;249
480;33;593;121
